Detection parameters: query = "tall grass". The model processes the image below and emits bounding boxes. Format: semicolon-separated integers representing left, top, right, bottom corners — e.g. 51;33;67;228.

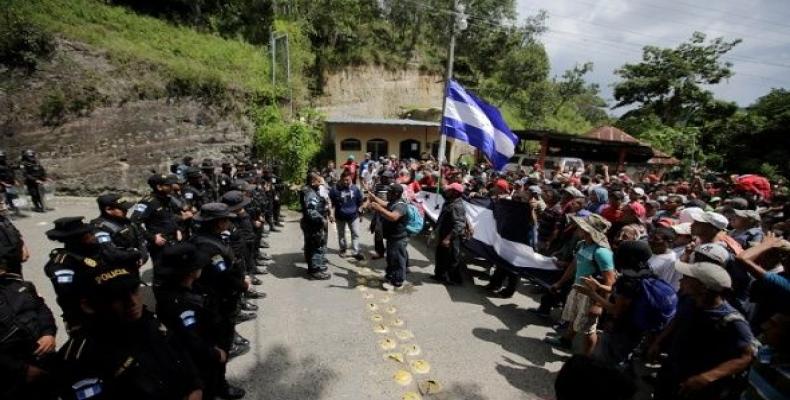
8;0;275;97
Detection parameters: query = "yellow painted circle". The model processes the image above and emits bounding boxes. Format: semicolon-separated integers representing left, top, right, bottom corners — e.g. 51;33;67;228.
402;392;422;400
410;359;431;374
386;306;398;314
389;318;405;327
371;314;384;322
393;370;413;386
402;344;421;356
379;338;397;350
373;324;389;333
383;352;405;364
367;303;378;312
395;329;414;341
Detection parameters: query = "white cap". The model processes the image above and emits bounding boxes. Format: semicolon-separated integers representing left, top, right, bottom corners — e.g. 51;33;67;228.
690;211;730;231
675;261;732;292
671;222;692;236
632;187;646;197
691;243;731;266
733;209;761;222
679;207;704;224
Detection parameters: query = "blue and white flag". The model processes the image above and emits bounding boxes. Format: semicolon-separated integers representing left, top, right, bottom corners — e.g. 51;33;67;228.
442;80;519;170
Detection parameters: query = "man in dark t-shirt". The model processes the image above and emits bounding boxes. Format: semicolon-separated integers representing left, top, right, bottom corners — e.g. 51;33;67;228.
368;184;409;289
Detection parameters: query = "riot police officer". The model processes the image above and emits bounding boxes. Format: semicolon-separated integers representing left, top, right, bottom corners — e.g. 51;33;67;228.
264;165;285;228
130;174;181;280
57;266;203;400
300;173;331;280
190;203;248;399
0;150;19;213
43;217;103;333
155;243;227;400
0;248;58;400
91;194;147;271
20;149;47;212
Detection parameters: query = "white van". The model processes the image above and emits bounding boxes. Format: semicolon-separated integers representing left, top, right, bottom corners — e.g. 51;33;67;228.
504;154;585;177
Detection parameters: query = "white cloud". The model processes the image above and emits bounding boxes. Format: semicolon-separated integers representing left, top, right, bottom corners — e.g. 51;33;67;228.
513;0;790;112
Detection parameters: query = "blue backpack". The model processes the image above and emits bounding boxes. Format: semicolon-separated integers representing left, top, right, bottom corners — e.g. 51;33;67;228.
631;277;678;332
401;201;424;236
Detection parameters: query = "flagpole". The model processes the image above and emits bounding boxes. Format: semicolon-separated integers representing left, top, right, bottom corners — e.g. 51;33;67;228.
437;1;464;192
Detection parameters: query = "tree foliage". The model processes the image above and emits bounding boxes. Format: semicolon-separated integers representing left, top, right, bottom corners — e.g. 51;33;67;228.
614;32;741;127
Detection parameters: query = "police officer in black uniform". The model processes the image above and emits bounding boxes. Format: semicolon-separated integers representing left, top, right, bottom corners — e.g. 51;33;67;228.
130;174;181;281
43;217;102;333
0;246;58;400
183;167;212;211
0;150;20;213
155;243;228;400
190;203;248;399
218;162;234;196
56;266;203;400
21;149;47;212
200;159;219;201
300;173;331;280
0;208;29;275
91;194;147;271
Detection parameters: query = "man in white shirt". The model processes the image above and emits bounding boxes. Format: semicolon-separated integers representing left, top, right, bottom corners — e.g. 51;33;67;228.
648;227;681;290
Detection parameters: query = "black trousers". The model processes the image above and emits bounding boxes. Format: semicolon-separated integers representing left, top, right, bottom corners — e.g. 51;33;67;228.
385;238;408;286
488;266;519;295
434;237;463;283
26;181;43;209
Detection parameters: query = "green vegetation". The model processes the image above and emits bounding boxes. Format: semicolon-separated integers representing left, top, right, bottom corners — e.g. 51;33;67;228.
612;33;789;177
249;105;323;184
0;11;55;72
6;0;276;98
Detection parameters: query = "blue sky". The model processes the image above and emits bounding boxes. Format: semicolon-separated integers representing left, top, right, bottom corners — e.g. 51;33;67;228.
514;0;790;111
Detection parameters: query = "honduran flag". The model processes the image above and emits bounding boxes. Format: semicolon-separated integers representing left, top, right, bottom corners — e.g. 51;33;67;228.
442;80;519;170
419;192;559;285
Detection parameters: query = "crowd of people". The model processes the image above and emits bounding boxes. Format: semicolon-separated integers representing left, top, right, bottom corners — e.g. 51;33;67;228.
1;147;789;400
318;152;789;400
1;156;285;400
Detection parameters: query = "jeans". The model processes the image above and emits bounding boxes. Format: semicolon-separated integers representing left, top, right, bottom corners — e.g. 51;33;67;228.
385;238;408;286
336;217;360;255
302;225;327;273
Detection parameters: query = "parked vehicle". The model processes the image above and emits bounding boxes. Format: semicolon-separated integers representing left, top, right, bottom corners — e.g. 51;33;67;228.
504;154;585;178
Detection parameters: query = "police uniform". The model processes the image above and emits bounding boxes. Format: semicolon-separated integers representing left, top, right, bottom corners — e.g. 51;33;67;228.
21;150;47;212
0;214;25;275
0;272;58;400
92;194;147;271
299;184;329;275
58;310;202;400
0;152;19;212
190;204;246;351
182;167;212;211
218;164;234;196
154;243;225;399
130;175;180;277
43;217;102;332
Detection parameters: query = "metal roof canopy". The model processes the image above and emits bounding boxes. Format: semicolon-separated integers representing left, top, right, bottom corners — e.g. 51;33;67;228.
325;117;441;127
514;129;655;163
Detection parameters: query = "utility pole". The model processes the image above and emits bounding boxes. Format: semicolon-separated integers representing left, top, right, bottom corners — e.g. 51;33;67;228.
437;1;467;170
269;31;293;119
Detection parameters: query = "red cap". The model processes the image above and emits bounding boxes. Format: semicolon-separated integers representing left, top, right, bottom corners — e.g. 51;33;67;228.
494;179;510;193
446;182;465;193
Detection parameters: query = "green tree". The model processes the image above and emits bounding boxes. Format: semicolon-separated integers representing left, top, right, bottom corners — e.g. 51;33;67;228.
613;32;741;127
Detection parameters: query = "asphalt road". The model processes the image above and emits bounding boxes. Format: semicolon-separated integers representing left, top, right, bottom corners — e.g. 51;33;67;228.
15;197;565;400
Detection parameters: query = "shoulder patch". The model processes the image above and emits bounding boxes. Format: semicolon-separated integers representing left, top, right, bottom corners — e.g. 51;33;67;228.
95;231;112;244
179;310;197;327
83;257;97;268
72;377;103;400
54;269;75;284
211;255;227;272
132;203;148;213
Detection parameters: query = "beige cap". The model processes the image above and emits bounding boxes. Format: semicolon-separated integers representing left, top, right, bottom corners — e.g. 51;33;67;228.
675;261;732;292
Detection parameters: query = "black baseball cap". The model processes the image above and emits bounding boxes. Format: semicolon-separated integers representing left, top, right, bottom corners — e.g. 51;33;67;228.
84;267;141;300
97;194;133;211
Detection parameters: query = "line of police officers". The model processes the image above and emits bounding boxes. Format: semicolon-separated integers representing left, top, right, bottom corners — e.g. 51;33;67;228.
0;158;285;400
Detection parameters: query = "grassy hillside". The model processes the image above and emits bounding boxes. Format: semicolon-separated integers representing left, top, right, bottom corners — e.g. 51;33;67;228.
7;0;275;97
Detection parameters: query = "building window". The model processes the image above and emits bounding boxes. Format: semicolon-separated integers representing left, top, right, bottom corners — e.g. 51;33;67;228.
366;139;388;160
340;138;361;151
